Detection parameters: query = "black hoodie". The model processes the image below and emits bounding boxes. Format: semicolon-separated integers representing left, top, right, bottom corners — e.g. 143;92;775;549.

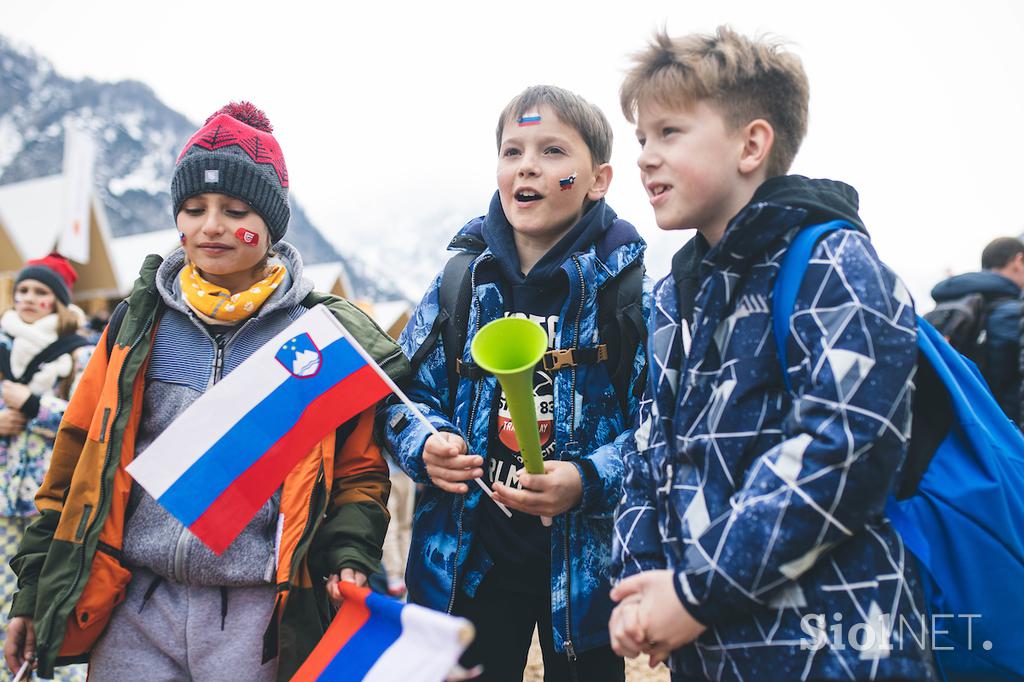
672;175;867;326
475;191;616;590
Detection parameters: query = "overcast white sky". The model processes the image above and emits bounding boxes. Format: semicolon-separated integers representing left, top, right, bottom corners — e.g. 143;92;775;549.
5;0;1024;304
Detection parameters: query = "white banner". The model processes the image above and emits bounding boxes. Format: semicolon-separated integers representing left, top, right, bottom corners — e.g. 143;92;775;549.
57;126;96;263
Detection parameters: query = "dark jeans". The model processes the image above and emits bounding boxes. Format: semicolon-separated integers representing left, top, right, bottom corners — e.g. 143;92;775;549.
454;568;624;682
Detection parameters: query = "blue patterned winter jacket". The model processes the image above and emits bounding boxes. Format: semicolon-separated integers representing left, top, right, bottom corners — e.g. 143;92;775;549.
381;208;647;656
613;177;937;681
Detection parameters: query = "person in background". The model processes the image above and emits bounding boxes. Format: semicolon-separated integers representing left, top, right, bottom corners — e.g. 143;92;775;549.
929;236;1024;425
0;253;92;682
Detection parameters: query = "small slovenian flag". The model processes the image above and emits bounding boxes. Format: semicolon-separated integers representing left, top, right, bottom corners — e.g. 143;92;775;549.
126;305;398;555
292;582;474;682
517;113;542;126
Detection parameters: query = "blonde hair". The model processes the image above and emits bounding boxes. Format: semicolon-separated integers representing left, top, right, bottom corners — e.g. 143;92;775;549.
620;26;809;177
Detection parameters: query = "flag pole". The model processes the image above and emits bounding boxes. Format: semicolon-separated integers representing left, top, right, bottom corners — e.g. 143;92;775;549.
334;310;512;519
384;379;513;519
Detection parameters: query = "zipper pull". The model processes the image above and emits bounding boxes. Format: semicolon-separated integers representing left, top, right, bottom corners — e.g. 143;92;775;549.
565;639;577;662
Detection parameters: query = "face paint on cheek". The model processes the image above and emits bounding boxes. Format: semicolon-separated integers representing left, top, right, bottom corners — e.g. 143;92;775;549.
39;300;53;312
559;172;577;191
235;228;260;246
179;231;186;244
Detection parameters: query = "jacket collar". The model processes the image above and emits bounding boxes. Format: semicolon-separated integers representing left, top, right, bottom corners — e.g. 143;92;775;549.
155;240;312;319
451;197;645;285
702;175;866;277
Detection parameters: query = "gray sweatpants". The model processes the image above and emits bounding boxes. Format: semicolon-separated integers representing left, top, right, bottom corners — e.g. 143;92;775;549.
89;567;278;681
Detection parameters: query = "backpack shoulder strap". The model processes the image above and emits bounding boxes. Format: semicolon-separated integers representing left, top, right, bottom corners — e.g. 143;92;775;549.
0;343;12;381
597;257;647;416
404;248;481;413
438;251;478;411
105;299;130;358
772;220;853;391
16;334;92;384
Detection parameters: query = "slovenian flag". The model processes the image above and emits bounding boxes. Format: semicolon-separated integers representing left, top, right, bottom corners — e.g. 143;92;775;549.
126;305;398;555
292;582;474;682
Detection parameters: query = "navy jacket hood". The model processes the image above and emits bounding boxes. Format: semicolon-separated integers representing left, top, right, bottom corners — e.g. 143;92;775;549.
931;270;1021;302
481;191;617;284
749;174;867;234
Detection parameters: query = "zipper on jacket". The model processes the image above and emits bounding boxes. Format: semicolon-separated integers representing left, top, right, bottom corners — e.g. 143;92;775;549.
176;328;231;578
562;256;586;668
53;312;156;640
211;332;228;386
445;258;489;615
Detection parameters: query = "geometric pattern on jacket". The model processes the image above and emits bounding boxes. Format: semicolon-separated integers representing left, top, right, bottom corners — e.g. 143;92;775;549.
379;212;648;655
614;178;938;681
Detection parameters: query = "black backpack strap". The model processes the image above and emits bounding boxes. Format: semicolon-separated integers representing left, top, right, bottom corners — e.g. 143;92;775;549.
105;299;130;358
439;251;478;413
407;249;480;414
14;334;91;385
0;343;14;381
597;257;647;417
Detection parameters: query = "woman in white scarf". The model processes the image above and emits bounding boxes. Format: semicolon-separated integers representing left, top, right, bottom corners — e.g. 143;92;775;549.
0;254;92;682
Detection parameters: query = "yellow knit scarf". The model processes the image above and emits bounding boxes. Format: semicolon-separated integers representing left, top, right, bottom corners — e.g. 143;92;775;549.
179;262;286;325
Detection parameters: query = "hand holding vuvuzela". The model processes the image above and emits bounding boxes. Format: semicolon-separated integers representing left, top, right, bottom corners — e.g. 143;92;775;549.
471;317;566;526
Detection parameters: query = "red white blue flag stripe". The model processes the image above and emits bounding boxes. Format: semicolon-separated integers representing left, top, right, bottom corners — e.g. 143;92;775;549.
291;582;473;682
126;305;395;555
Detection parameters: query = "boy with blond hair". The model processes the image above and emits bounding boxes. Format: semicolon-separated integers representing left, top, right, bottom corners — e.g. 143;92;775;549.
609;28;937;681
380;85;647;680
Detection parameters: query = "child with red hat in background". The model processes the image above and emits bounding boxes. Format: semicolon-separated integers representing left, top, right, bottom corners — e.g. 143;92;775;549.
0;252;92;682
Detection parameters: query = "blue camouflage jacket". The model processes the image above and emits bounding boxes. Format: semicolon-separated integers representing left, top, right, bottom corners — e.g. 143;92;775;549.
381;206;647;656
613;177;937;681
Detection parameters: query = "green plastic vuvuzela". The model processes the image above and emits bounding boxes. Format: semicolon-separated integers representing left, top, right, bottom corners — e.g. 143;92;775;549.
471;317;548;475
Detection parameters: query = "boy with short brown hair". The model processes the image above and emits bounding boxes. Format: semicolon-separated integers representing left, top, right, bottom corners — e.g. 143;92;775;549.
381;85;647;680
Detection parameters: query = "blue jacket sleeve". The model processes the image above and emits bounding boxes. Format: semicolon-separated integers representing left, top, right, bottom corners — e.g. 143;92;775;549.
612;283;667;580
574;282;651;518
377;272;461;485
676;231;918;626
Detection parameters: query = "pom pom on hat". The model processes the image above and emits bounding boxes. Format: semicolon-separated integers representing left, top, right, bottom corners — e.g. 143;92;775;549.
16;252;78;305
206;102;274;133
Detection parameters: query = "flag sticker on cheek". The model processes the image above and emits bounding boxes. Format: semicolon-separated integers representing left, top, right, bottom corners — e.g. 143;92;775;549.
179;231;186;244
235;228;260;246
559;173;577;191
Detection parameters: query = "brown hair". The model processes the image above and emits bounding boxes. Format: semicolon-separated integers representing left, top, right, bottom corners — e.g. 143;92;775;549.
981;237;1024;270
620;26;809;177
54;300;81;337
496;85;613;166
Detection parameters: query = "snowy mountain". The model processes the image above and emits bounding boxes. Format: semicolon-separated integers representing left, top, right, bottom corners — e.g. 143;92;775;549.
0;35;401;301
334;201;489;303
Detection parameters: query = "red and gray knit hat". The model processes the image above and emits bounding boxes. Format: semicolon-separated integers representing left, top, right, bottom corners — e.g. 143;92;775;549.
171;102;290;243
16;253;78;305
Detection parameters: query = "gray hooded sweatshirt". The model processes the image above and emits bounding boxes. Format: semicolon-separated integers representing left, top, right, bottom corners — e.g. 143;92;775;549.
122;242;315;586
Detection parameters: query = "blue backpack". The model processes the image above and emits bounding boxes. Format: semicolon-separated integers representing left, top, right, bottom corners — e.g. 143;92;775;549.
773;220;1024;682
